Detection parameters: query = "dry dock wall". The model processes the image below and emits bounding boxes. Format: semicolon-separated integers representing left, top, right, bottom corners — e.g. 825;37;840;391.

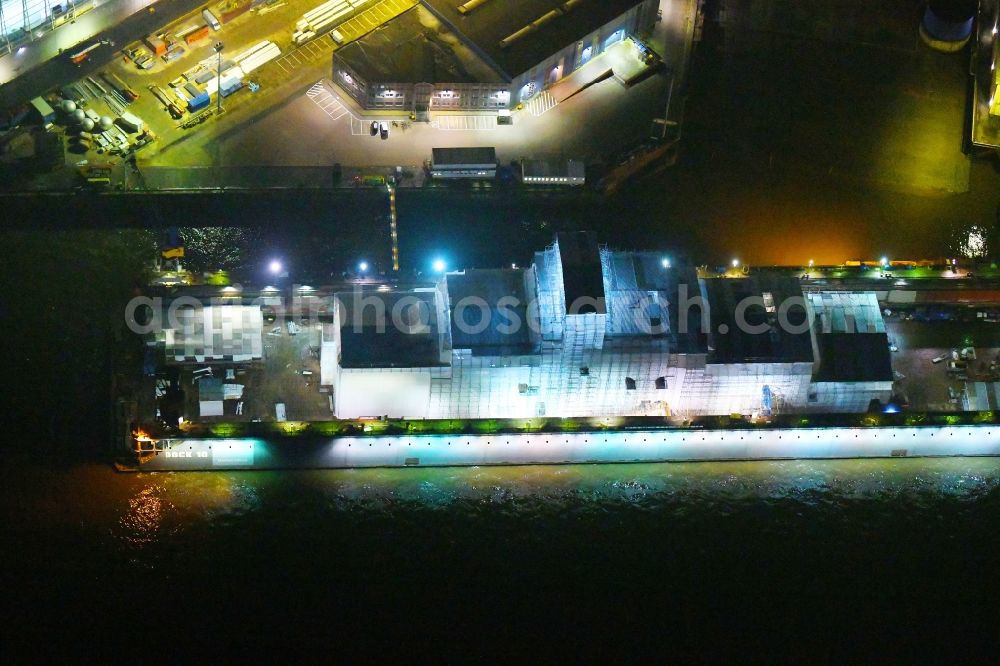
136;425;1000;471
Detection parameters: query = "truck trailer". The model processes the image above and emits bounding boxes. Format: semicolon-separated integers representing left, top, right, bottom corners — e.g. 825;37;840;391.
100;71;139;102
29;97;56;125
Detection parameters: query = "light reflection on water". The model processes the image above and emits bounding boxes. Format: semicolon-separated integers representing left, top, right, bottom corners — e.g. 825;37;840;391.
11;457;1000;558
111;457;1000;530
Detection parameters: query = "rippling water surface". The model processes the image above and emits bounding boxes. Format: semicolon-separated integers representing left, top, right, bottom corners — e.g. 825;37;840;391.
6;456;1000;654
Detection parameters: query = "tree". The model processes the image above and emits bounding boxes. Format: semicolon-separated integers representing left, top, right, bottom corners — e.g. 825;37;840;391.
180;227;259;273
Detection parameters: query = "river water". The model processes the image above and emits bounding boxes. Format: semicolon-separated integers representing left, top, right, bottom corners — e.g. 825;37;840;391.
5;455;1000;656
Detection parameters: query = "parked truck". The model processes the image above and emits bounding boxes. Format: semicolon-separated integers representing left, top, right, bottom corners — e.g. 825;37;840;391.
203;9;222;30
100;71;139;102
29;97;56;126
144;35;167;56
148;84;184;119
115;111;145;133
223;76;244;97
69;41;104;65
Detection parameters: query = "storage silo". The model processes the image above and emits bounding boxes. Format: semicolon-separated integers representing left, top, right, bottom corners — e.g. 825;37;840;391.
920;0;977;52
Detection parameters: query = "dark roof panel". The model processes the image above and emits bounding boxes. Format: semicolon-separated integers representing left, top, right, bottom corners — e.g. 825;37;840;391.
425;0;646;78
447;269;535;355
337;291;444;368
557;231;606;314
816;333;894;382
704;275;814;364
432;147;497;165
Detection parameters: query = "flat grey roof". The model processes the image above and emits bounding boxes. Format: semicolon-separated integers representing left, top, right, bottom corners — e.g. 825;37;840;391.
433;146;497;165
522;159;585;178
425;0;645;78
332;5;501;83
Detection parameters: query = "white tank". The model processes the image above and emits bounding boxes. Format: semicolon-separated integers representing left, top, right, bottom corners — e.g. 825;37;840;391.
73;109;86;123
81;118;95;131
61;99;77;113
99;116;113;130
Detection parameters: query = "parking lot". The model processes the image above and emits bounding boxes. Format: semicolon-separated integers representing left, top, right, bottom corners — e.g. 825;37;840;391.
306;82;368;135
15;0;699;193
205;60;670;175
274;35;336;76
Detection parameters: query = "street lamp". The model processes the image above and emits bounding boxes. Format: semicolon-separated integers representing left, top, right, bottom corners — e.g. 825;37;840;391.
433;259;447;273
358;261;369;273
269;259;283;275
214;42;224;114
661;258;671;269
731;258;740;268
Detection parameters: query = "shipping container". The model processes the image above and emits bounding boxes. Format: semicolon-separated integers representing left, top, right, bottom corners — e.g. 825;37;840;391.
188;92;211;112
116;112;145;133
220;77;243;97
145;36;167;56
184;25;211;45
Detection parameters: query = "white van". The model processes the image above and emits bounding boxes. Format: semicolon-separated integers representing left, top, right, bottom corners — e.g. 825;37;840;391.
202;9;221;31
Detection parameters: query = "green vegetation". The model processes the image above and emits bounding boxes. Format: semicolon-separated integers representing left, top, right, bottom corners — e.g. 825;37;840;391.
180;227;260;273
210;423;245;437
146;410;1000;444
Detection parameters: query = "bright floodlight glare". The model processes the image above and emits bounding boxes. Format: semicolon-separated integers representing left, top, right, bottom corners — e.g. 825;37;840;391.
880;256;889;266
731;258;739;268
433;259;447;272
661;258;671;269
808;259;815;267
358;261;369;273
268;260;282;274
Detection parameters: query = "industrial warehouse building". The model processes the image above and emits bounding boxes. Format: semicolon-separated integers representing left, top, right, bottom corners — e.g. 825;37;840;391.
0;0;96;50
322;233;894;420
158;304;264;364
333;0;660;113
145;236;893;423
